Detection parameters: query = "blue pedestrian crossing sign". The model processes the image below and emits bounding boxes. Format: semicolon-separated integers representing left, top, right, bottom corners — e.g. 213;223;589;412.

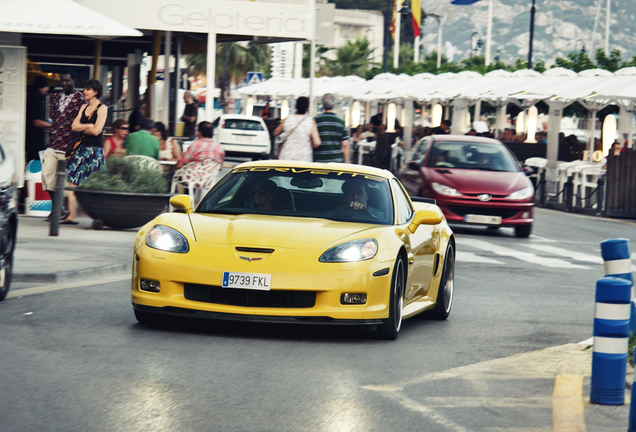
246;72;264;85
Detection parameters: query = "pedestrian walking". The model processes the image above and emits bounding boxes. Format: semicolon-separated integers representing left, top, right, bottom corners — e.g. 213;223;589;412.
40;69;85;221
313;93;350;163
180;91;198;139
25;75;51;163
273;97;321;162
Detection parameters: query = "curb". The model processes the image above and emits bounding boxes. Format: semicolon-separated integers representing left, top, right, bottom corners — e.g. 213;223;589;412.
14;263;128;284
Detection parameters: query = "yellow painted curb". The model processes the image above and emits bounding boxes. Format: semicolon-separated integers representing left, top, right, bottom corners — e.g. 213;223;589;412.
553;375;586;432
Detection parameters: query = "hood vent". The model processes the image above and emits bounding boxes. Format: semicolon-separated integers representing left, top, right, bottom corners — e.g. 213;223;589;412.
235;247;275;253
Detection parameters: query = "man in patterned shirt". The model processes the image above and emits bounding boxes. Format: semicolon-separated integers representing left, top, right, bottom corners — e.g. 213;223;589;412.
313;93;350;163
176;121;225;168
41;70;85;214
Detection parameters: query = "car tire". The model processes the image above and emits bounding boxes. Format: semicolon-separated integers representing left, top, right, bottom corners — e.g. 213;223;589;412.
378;255;405;340
515;224;532;238
428;243;454;320
0;224;15;301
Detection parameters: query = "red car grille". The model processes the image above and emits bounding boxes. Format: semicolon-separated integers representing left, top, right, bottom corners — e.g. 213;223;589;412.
447;206;519;219
184;283;316;308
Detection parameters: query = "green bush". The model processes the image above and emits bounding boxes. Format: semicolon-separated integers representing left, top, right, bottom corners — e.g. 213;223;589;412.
79;156;167;194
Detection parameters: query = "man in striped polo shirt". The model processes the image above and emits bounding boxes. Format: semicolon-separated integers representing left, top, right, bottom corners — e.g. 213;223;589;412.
314;93;350;163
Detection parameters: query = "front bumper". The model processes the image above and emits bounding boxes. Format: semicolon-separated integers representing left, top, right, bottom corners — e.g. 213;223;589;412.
436;198;534;227
132;304;384;325
131;246;394;322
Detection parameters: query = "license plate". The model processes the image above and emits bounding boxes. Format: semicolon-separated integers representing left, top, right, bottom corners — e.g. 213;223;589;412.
233;134;254;142
222;272;271;290
465;214;502;225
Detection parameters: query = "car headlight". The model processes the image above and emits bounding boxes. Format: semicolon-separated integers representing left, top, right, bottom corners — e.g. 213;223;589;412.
431;182;463;197
505;186;534;200
319;239;378;263
145;225;189;253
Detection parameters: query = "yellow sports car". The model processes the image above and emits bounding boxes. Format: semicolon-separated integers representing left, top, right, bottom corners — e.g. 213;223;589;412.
132;161;455;340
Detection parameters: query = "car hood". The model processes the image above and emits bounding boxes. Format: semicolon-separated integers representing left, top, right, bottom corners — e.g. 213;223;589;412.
424;168;530;195
189;213;376;250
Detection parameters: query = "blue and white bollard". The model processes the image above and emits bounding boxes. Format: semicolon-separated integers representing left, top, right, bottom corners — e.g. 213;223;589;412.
629;346;636;432
601;238;634;332
590;277;631;405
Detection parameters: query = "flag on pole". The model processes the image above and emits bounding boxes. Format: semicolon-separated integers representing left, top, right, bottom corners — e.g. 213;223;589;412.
411;0;421;38
389;0;398;40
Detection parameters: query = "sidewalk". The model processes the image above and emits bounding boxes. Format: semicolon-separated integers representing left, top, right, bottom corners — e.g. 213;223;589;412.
13;214;137;283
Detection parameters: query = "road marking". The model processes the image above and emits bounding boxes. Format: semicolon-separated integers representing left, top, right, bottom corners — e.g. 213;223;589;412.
460;238;592;269
7;274;130;298
528;235;558;242
363;343;592;431
456;251;504;264
553;375;586;432
523;244;604;264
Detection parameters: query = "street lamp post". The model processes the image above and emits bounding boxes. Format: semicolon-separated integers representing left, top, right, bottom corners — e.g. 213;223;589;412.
470;32;482;59
452;0;494;65
392;0;412;69
528;0;536;69
427;13;444;69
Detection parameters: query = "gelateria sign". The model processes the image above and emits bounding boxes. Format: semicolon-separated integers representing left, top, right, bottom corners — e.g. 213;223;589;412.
78;0;312;39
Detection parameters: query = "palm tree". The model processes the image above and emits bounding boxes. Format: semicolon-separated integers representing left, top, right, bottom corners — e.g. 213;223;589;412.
320;38;378;76
185;42;270;87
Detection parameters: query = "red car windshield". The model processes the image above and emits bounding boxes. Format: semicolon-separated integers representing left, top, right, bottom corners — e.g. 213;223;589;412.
427;141;520;172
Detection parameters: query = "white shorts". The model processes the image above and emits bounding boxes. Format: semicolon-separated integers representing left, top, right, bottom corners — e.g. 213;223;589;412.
40;148;67;192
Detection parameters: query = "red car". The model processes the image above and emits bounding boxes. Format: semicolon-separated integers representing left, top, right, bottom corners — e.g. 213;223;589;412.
399;135;534;237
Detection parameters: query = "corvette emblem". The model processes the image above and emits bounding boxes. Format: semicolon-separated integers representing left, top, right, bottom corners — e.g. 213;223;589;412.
240;256;262;263
477;194;492;202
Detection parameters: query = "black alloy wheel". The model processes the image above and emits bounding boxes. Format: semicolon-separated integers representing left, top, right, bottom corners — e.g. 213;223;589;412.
378;255;405;340
428;242;454;320
0;224;15;301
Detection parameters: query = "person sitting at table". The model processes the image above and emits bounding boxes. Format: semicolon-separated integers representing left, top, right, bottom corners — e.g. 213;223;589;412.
123;118;160;159
154;121;182;163
103;118;128;160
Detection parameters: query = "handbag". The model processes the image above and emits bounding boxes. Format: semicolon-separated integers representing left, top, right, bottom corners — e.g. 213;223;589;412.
66;103;102;158
277;116;305;158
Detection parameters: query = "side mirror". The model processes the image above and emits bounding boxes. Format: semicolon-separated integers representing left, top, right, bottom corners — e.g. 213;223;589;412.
170;194;193;214
523;166;535;176
408;161;421;171
408;208;443;233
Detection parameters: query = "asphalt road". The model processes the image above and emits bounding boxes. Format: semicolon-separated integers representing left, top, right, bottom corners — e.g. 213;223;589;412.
0;208;632;431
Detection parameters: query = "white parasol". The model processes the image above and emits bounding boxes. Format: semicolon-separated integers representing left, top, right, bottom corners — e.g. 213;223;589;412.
0;0;142;38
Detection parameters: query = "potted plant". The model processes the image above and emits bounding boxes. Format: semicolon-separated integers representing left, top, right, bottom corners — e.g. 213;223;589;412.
71;156;173;230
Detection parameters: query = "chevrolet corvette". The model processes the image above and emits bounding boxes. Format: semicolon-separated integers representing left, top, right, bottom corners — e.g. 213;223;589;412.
132;161;455;339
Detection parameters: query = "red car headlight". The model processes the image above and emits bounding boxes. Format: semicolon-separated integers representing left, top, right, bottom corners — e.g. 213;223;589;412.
431;182;463;197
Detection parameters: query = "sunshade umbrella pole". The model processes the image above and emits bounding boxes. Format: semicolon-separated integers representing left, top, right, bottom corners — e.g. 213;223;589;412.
147;30;163;119
92;40;102;80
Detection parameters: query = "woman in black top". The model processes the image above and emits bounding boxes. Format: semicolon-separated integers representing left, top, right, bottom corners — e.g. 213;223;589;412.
64;79;108;225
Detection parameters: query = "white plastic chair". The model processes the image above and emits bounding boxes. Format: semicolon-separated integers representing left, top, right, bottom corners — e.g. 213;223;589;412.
577;164;604;207
125;155;162;171
357;141;376;165
390;141;403;173
170;159;222;204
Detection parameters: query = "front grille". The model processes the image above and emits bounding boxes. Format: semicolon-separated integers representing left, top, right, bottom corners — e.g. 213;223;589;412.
447;206;519;219
184;283;316;308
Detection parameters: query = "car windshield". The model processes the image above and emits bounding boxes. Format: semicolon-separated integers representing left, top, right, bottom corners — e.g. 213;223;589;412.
222;119;264;131
427;141;520;172
410;137;430;163
197;166;394;225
